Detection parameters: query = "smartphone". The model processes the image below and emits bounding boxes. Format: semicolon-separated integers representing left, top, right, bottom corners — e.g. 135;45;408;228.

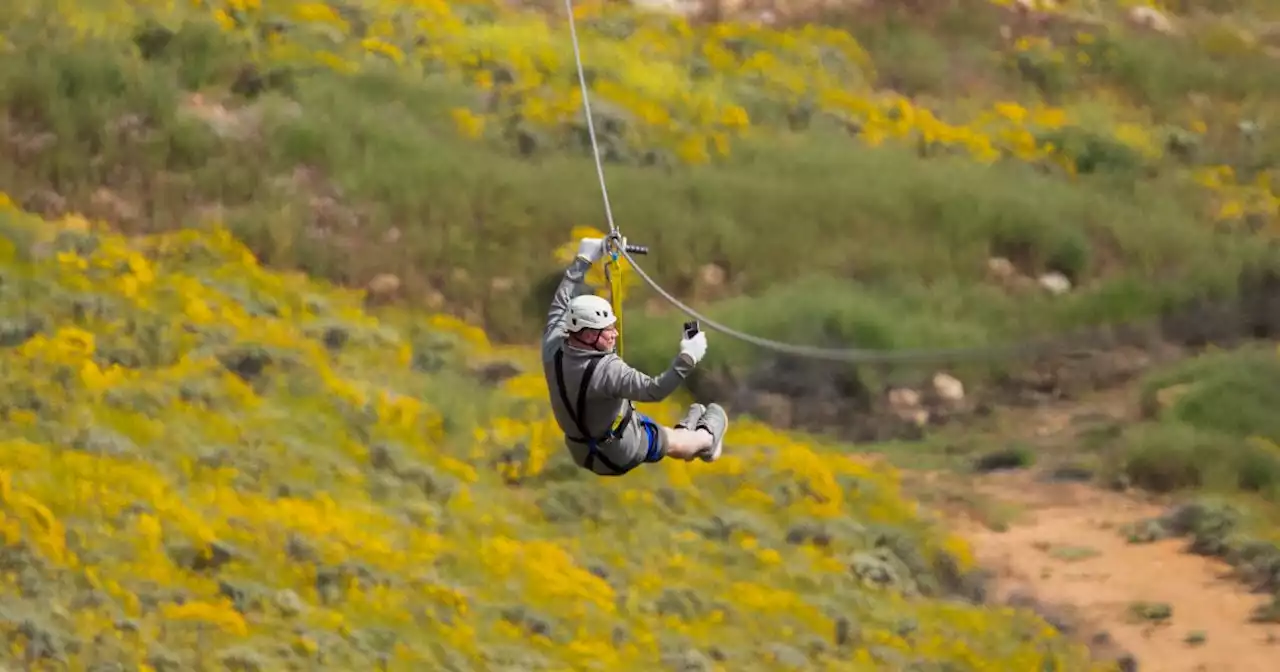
683;320;700;339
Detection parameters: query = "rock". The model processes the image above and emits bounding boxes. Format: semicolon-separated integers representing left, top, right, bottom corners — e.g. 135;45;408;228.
274;589;305;617
1038;272;1071;295
366;273;401;302
887;387;928;426
698;263;726;288
887;387;921;411
1127;6;1174;35
630;0;702;17
986;256;1017;280
931;373;965;403
988;257;1039;293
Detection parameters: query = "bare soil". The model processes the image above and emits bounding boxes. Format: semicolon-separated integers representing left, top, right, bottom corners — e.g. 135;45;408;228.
962;472;1280;672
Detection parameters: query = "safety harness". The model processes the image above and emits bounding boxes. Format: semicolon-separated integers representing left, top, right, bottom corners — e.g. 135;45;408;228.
553;347;642;476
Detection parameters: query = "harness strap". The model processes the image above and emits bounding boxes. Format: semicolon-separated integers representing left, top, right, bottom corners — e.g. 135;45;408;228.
553;348;635;475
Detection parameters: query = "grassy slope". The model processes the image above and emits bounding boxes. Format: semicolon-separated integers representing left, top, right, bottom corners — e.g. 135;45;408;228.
0;0;1276;375
0;201;1099;669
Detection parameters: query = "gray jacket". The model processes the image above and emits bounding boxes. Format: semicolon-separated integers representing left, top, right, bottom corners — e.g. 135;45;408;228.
541;257;696;474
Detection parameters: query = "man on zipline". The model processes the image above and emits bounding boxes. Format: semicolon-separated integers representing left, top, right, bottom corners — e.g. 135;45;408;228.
542;236;728;476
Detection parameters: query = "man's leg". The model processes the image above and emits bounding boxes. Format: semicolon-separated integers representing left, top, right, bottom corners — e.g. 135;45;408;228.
662;403;729;462
664;403;708;460
661;427;713;460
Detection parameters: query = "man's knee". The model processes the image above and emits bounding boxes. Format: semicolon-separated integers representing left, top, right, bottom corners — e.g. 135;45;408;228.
642;419;665;463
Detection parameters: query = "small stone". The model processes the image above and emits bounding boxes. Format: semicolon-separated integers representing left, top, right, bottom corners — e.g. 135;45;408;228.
274;589;305;617
1127;6;1175;35
887;388;921;410
698;263;726;288
1038;272;1072;295
366;273;401;301
986;257;1017;279
931;373;965;403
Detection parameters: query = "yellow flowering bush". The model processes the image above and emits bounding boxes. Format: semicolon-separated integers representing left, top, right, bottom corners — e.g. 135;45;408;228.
0;195;1102;668
34;0;1089;173
9;0;1270;237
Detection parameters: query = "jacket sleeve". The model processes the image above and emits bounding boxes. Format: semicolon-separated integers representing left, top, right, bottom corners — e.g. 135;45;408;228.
589;353;696;402
543;257;592;352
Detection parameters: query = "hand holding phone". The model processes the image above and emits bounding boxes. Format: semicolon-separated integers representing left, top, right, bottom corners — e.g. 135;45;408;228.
679;320;706;364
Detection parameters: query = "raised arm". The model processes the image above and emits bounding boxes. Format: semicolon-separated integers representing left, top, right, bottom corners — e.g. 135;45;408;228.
542;238;606;352
543;256;592;345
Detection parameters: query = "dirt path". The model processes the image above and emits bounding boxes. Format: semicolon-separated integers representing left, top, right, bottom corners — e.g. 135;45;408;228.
956;471;1280;671
895;384;1280;670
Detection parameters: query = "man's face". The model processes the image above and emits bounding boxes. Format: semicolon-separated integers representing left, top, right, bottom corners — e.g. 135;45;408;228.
577;325;618;351
595;325;618;351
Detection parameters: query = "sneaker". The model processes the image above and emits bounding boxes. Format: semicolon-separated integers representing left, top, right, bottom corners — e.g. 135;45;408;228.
695;403;728;463
675;403;706;431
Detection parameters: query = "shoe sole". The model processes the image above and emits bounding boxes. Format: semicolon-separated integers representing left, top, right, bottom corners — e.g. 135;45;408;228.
697;404;728;462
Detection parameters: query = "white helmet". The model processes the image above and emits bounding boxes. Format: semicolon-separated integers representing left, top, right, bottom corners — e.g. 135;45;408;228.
566;294;616;332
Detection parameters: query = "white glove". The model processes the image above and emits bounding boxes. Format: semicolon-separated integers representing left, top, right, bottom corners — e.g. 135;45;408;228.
680;331;707;365
575;237;605;264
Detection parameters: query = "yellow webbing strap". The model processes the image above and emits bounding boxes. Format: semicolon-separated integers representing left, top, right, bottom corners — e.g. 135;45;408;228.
605;251;624;359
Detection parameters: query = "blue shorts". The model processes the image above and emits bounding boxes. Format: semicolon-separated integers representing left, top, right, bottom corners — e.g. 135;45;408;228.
638;413;663;463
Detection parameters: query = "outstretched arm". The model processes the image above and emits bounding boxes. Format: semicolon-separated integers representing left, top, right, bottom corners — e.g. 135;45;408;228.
591;353;696;403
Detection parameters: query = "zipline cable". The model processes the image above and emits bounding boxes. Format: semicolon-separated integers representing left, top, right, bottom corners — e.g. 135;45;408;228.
564;0;620;236
560;0;1173;365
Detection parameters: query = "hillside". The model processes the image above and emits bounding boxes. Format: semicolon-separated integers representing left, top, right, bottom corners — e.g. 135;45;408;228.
0;200;1099;668
2;0;1280;669
2;0;1278;439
